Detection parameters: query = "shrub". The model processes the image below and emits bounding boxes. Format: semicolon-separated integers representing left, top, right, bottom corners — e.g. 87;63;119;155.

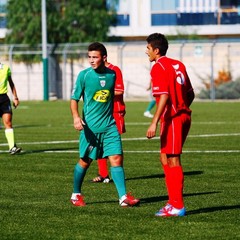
198;78;240;99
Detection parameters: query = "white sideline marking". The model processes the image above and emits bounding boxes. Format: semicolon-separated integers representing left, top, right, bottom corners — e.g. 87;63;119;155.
43;150;240;153
126;121;240;125
0;133;239;147
0;150;239;154
188;133;240;138
124;150;240;153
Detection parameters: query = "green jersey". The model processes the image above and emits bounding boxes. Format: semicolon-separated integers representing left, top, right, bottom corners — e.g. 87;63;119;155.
71;67;116;133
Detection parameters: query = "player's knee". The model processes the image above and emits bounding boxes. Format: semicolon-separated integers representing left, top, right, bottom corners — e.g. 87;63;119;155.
167;155;181;167
79;158;92;168
109;154;123;167
160;153;168;165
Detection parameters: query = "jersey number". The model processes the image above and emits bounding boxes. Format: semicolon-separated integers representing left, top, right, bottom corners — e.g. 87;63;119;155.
172;64;185;85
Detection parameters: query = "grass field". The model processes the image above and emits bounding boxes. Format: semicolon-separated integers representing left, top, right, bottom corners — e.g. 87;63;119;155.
0;100;240;240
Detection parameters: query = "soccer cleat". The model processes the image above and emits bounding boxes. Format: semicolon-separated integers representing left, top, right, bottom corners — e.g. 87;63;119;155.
119;192;140;207
103;176;111;183
71;194;86;207
155;204;186;217
9;145;22;155
91;175;111;183
144;111;153;118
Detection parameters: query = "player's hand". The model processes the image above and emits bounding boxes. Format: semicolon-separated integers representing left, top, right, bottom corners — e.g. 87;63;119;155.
121;110;126;116
146;123;157;139
13;99;19;109
73;117;85;131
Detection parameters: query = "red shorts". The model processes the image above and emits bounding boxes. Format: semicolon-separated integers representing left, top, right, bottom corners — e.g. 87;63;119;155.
113;112;126;134
160;113;191;155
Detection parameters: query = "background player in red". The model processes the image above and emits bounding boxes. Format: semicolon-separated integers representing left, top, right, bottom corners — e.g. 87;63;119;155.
92;59;126;183
143;79;156;118
145;33;195;217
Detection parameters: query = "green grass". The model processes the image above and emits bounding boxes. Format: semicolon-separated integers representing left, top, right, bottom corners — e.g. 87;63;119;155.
0;101;240;240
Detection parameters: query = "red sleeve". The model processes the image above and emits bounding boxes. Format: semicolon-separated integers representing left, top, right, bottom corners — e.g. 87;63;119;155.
151;62;169;97
108;64;125;113
112;65;124;92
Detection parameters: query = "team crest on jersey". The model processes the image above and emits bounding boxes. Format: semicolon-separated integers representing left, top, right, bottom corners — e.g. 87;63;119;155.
93;90;111;102
100;80;106;87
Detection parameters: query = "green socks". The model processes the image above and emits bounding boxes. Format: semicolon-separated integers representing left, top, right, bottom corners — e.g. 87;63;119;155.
111;166;126;199
73;163;87;193
146;100;156;111
73;164;126;199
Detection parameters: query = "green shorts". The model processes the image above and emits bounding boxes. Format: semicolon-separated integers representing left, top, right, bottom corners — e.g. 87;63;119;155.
79;124;123;160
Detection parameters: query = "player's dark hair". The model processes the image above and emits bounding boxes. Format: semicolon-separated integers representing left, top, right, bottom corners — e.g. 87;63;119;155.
88;42;107;57
146;33;168;56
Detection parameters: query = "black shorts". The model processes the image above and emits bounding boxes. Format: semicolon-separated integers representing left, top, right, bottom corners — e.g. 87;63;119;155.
0;94;12;117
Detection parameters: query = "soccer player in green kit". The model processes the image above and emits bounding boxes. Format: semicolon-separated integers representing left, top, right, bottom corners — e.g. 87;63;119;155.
70;42;140;207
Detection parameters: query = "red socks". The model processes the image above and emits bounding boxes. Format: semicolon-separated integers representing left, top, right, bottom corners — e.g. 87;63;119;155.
97;158;109;178
163;164;171;201
163;165;184;209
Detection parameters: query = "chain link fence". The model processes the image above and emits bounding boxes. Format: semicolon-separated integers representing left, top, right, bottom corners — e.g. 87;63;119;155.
1;40;240;101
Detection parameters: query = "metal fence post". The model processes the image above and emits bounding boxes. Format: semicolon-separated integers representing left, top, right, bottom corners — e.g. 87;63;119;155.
62;43;70;100
210;41;216;101
9;45;14;70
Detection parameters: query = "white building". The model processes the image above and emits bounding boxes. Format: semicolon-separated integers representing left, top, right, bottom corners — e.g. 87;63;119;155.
1;1;240;40
107;0;240;39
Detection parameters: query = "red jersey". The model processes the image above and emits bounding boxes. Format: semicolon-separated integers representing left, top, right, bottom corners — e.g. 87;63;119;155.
151;56;193;121
107;63;125;113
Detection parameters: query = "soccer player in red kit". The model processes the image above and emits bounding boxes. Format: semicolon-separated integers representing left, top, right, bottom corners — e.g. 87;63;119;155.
145;33;195;217
91;60;126;183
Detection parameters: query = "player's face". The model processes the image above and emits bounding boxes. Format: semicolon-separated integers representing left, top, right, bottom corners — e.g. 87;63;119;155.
146;44;158;62
88;51;106;70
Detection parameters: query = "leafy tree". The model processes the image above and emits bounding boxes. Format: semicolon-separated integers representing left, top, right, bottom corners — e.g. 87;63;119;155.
5;0;117;98
5;0;116;45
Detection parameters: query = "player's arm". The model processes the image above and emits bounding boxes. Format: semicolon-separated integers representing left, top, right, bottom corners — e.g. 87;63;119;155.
146;79;152;91
114;90;123;96
185;72;195;107
113;65;124;95
187;89;195;107
70;99;85;131
113;65;125;115
8;75;19;108
146;63;168;138
70;73;86;131
146;93;168;139
114;90;125;116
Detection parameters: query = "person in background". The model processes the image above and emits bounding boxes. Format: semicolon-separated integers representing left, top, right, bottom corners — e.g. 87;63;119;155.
70;42;140;207
0;62;21;155
143;80;156;118
91;59;126;183
145;33;194;217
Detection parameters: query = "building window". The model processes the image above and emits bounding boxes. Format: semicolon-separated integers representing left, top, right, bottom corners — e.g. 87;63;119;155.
151;0;220;26
178;13;217;25
0;0;7;28
107;0;130;26
152;14;177;26
151;0;178;11
151;0;178;25
220;0;239;8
